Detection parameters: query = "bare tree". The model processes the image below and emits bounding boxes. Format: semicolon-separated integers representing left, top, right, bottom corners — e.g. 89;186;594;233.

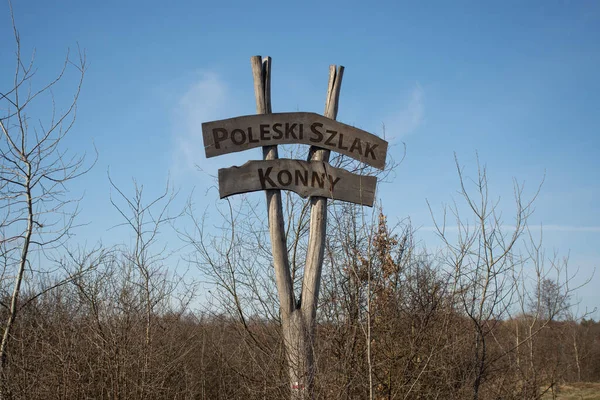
429;155;539;400
107;175;190;397
511;230;593;396
427;154;596;399
0;3;91;394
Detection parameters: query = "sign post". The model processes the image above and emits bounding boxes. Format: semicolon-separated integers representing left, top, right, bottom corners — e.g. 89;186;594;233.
218;159;377;206
203;112;388;169
201;56;388;399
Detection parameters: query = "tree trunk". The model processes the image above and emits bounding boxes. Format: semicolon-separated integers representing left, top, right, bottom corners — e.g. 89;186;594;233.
572;328;581;381
0;166;33;398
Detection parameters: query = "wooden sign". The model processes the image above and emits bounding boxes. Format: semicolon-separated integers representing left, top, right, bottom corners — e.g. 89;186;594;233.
203;112;388;170
218;159;377;206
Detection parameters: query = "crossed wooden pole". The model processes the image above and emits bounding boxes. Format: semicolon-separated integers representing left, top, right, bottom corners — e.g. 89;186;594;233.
202;56;387;398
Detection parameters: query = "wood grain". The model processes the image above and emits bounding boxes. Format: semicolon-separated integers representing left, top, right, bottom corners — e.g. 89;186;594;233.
218;159;377;206
202;112;387;170
299;66;344;399
250;56;296;319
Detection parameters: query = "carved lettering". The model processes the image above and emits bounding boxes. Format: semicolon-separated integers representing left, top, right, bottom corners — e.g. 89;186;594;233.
272;123;284;140
364;143;378;160
219;160;377;206
324;130;337;146
212;128;228;149
310;122;324;143
231;129;246;145
258;167;276;188
248;127;259;143
295;169;308;186
257;167;343;192
259;124;270;141
312;172;325;189
338;133;348;151
278;170;292;186
203;113;388;169
328;175;341;191
285;123;298;140
349;138;363;155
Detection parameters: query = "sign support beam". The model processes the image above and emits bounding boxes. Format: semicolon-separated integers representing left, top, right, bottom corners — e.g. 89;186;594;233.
250;56;295;320
204;57;385;399
300;65;344;397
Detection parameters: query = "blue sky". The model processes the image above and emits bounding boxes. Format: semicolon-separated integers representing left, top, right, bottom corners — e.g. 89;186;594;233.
1;1;599;316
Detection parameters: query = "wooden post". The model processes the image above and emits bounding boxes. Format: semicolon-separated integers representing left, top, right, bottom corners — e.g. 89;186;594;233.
250;57;344;399
251;56;303;398
301;65;344;396
251;56;295;319
302;65;344;321
200;56;384;399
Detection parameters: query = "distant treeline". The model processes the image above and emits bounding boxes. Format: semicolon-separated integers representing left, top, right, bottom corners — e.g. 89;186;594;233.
0;228;597;400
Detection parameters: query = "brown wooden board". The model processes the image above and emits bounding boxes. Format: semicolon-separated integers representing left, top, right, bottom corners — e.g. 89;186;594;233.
203;112;388;170
218;159;377;206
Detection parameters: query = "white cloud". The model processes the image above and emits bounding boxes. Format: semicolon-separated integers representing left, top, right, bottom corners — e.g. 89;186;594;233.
535;225;600;233
418;224;600;233
171;72;231;176
382;83;424;140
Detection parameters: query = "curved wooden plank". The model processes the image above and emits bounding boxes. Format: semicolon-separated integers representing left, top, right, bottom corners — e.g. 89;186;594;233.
203;112;388;170
218;159;377;206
